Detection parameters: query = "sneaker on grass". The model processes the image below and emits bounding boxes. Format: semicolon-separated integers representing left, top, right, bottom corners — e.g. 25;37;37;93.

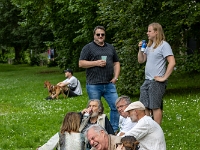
45;96;53;100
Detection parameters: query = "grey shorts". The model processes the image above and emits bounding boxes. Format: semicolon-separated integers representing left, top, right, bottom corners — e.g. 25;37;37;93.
139;80;167;109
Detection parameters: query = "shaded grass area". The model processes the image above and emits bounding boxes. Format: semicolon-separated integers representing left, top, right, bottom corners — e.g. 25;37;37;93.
0;64;200;149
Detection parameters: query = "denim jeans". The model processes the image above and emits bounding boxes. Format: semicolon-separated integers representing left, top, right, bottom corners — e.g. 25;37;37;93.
86;83;119;132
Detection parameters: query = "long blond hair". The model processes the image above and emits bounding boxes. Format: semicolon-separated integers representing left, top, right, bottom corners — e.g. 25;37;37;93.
147;22;165;49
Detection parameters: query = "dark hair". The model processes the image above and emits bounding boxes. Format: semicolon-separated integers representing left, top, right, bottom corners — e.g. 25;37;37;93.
121;136;140;150
87;99;104;115
93;26;105;35
64;68;73;75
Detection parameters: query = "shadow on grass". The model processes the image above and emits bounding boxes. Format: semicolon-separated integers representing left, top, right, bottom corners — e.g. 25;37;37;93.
37;70;61;74
131;85;200;100
165;86;200;97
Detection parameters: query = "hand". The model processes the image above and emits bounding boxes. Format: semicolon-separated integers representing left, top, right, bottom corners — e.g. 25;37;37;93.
110;78;117;84
96;60;106;67
116;143;123;150
154;76;166;82
81;108;88;114
81;108;92;115
138;41;142;47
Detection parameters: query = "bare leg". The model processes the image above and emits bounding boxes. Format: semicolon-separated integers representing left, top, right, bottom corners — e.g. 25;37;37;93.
153;108;162;125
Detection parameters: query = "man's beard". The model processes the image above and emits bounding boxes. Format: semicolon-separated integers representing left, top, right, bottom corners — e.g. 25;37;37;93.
90;111;99;117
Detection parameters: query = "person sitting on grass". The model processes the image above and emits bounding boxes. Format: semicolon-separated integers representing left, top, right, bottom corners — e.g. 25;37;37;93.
85;124;121;150
115;95;137;136
81;99;115;149
36;112;85;150
124;101;166;150
46;68;82;100
37;99;114;150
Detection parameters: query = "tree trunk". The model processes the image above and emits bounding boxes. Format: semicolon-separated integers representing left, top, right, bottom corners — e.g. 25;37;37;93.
14;45;22;63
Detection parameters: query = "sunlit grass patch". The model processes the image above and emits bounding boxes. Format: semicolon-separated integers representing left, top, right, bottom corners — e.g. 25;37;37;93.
0;64;200;149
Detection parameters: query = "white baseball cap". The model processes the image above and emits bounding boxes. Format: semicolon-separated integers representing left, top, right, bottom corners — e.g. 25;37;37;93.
124;101;145;112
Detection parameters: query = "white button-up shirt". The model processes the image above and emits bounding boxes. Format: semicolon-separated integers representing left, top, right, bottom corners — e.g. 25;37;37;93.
125;115;166;150
117;116;137;136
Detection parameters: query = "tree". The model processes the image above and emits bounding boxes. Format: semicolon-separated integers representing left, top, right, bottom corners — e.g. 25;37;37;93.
5;0;200;95
97;0;200;95
0;0;28;63
11;0;101;70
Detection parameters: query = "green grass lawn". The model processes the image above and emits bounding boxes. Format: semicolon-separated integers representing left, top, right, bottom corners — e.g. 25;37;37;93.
0;64;199;150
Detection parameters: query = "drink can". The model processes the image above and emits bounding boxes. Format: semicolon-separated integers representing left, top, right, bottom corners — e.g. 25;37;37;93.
141;40;146;52
83;112;90;117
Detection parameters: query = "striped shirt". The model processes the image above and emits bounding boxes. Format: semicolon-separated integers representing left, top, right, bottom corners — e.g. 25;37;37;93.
79;41;119;84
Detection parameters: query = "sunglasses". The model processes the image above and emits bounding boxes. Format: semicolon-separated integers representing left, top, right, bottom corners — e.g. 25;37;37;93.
96;33;105;37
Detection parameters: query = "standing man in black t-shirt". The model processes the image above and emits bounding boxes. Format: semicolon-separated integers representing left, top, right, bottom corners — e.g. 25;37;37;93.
79;25;120;133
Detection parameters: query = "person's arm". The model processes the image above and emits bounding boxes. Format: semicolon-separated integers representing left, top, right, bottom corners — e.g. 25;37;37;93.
56;82;68;87
138;41;147;63
154;55;176;82
110;62;120;84
57;78;70;87
117;132;125;136
79;60;106;68
57;82;64;86
37;133;59;150
125;120;148;140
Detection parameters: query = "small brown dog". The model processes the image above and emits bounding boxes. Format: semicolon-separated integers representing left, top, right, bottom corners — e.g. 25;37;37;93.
44;81;67;99
44;81;53;96
51;85;67;99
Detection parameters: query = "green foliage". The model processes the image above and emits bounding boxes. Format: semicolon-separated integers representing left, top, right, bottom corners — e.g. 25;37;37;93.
49;0;100;70
97;0;153;94
176;50;200;73
10;0;101;71
97;0;200;95
47;60;58;67
0;0;30;63
30;54;41;66
30;54;48;66
1;0;200;95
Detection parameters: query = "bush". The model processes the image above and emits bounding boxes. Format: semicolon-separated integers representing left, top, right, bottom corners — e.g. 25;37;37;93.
176;50;200;73
47;60;58;67
30;55;40;66
116;41;144;96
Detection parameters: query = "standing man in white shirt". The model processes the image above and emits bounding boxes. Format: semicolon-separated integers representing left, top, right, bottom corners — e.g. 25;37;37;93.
115;95;137;136
124;101;166;150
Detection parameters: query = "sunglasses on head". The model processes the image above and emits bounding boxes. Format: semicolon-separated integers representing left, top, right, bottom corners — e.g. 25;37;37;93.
96;33;105;37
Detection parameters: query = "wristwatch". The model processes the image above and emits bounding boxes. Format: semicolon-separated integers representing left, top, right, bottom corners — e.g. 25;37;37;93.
114;78;118;81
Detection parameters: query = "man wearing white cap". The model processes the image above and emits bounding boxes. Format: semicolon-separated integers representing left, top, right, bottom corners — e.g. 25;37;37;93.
115;95;137;136
124;101;166;150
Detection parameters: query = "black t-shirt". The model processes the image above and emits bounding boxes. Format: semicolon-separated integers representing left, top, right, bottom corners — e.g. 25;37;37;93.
79;41;119;84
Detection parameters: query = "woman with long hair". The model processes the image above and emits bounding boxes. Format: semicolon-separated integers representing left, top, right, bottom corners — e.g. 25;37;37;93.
138;22;176;125
37;112;85;150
